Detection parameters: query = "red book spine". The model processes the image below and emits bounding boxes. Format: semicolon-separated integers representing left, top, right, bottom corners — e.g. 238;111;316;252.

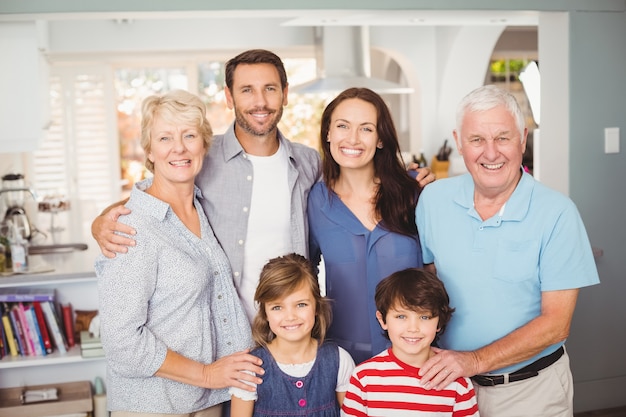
61;304;75;347
33;301;53;354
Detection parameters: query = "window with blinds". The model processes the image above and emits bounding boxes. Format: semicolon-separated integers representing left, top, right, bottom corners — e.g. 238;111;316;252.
28;57;319;243
32;66;119;242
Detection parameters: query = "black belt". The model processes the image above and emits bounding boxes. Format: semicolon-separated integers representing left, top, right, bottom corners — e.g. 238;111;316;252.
471;346;564;387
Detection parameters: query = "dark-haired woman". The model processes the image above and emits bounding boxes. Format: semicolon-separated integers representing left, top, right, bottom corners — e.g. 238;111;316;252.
308;87;424;364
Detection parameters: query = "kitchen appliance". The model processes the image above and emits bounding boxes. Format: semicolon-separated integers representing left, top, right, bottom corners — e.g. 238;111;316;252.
1;173;37;241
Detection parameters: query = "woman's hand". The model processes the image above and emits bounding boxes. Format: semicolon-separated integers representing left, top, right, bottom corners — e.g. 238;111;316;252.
156;349;264;391
203;350;265;392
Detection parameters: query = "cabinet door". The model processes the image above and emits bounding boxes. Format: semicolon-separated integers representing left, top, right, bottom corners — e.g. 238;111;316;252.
0;21;49;153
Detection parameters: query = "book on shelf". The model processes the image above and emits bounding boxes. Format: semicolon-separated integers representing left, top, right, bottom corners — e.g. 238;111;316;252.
9;306;29;356
0;315;4;358
1;303;18;356
79;330;104;358
81;346;105;358
62;303;76;347
24;304;46;356
15;303;39;356
33;301;53;354
0;306;7;358
0;287;55;302
79;330;102;349
40;300;68;354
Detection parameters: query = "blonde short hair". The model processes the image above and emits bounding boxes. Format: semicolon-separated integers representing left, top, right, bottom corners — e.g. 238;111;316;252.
140;90;212;173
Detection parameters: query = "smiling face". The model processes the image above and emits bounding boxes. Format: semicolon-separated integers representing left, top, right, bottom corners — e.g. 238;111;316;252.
147;115;205;186
225;63;288;139
327;98;381;173
376;305;440;367
454;105;527;198
264;282;316;345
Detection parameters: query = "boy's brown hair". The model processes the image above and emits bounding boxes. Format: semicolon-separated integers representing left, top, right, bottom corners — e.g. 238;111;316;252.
375;268;455;344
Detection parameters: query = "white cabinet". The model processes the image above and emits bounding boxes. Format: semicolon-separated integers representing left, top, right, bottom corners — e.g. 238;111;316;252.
0;21;50;153
0;254;105;389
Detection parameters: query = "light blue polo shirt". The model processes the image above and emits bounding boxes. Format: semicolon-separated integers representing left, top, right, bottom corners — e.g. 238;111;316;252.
415;171;600;374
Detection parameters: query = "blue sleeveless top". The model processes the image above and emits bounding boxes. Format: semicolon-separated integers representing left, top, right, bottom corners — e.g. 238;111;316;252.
252;341;340;417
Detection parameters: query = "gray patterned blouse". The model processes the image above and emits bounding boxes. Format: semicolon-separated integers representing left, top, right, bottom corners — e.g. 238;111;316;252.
95;180;253;414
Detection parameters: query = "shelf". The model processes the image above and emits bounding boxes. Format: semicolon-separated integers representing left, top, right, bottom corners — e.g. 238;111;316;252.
0;345;104;369
0;273;97;288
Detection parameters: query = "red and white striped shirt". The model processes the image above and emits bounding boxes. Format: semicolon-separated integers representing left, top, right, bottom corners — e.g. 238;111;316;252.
342;348;479;417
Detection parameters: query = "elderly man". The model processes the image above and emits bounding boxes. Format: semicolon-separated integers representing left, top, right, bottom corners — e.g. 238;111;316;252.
415;84;600;417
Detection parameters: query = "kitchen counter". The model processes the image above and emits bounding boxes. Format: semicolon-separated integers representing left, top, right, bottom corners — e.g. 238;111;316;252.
0;245;99;287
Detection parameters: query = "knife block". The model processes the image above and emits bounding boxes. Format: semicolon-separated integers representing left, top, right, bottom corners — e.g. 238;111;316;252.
431;157;450;179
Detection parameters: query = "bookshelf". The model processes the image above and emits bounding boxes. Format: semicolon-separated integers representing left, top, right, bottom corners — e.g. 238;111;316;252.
0;343;105;369
0;251;106;389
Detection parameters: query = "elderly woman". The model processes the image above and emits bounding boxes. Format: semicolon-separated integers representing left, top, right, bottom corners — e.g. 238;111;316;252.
95;90;263;417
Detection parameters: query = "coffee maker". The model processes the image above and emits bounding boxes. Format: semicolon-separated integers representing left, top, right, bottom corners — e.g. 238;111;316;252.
1;173;38;241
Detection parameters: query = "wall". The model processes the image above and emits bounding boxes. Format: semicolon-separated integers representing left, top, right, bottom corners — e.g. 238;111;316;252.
566;9;626;411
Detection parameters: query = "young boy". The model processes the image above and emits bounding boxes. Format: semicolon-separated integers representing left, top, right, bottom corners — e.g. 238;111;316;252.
341;268;479;416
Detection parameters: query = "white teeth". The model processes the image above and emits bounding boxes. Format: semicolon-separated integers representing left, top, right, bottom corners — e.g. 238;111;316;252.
483;163;504;170
283;325;299;330
170;160;190;166
341;148;362;155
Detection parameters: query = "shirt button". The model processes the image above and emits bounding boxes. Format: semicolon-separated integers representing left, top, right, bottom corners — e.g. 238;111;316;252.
234;271;240;277
298;399;306;407
214;270;219;275
238;239;244;245
295;380;304;388
243;207;249;212
217;295;222;300
223;318;227;323
246;175;252;181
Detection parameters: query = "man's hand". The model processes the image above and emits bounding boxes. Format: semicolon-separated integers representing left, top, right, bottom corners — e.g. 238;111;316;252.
91;204;136;258
407;163;436;188
418;347;480;390
203;350;265;392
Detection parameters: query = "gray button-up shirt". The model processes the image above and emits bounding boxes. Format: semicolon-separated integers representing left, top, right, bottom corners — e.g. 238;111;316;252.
196;122;322;293
95;183;252;414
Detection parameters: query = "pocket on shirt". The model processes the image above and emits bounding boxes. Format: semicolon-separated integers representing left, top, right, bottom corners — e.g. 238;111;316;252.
492;239;540;283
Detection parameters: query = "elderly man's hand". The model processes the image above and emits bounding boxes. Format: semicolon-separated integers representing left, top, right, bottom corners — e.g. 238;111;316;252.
418;347;480;390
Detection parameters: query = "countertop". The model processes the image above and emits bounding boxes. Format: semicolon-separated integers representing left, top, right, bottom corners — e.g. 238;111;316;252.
0;245;99;287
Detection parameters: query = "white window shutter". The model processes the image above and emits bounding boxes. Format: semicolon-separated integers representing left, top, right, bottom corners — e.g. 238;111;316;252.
32;66;120;243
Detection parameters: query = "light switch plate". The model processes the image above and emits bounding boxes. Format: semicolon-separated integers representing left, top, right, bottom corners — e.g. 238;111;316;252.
604;127;620;154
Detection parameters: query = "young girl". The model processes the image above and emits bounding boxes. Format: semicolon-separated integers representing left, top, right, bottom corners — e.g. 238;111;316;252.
230;253;356;417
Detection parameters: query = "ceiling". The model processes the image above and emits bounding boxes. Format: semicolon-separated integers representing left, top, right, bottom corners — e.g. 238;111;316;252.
0;9;539;27
280;10;539;27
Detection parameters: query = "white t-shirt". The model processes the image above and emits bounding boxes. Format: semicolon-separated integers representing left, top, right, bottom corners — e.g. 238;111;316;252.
240;144;292;321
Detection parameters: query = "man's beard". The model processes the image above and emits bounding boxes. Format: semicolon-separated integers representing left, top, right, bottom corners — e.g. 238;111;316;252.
234;105;283;137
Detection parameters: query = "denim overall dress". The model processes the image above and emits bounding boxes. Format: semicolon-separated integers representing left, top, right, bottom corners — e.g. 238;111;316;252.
252;341;340;417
